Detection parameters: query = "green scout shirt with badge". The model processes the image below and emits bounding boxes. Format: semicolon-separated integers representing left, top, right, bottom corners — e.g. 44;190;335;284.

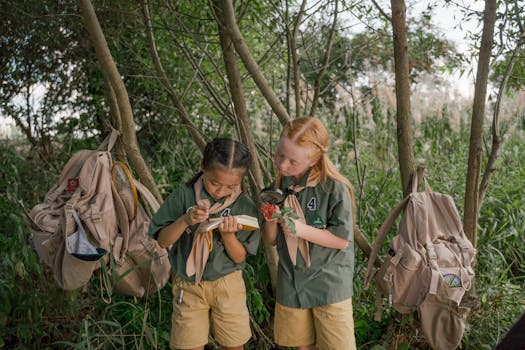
275;173;354;308
148;181;260;282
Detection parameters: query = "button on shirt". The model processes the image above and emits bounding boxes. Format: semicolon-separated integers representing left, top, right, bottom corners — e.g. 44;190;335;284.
275;174;354;308
148;184;260;282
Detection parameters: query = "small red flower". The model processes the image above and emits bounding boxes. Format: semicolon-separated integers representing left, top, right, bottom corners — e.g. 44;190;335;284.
260;202;278;220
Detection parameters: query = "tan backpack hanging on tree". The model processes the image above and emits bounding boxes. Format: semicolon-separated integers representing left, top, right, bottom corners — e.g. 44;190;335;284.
26;129;170;298
364;173;477;350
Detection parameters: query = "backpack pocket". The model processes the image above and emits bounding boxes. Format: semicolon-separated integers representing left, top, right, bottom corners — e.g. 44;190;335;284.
30;229;57;267
418;292;470;350
54;239;102;290
113;256;147;297
429;239;473;304
114;220;170;297
387;238;430;313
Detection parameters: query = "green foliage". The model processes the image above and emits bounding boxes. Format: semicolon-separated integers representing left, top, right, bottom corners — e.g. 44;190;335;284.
3;107;525;349
2;1;524;349
272;206;300;235
0;141;82;348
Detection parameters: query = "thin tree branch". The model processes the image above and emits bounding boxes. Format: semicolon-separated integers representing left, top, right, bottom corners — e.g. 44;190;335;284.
141;0;206;151
371;0;391;22
162;4;236;123
218;0;290;125
309;0;338;117
291;0;308;118
478;35;524;204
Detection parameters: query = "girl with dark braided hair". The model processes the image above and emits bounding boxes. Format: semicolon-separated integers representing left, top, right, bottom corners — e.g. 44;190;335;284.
149;138;259;350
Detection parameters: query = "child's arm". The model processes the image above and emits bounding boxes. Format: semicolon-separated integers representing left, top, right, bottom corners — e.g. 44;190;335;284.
157;203;210;248
262;220;279;246
218;216;247;263
286;220;349;249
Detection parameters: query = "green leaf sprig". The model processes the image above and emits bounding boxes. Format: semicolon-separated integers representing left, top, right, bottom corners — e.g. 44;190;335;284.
272;206;300;235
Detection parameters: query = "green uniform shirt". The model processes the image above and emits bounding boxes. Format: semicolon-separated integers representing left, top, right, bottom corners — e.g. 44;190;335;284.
275;173;354;308
148;183;260;282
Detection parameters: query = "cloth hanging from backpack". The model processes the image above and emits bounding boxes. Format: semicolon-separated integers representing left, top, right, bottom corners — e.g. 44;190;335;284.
281;172;320;268
66;210;107;261
185;175;241;283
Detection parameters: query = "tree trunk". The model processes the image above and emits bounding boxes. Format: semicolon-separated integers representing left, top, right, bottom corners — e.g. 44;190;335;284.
390;0;415;196
212;0;279;291
464;0;497;247
77;0;162;202
218;0;290;125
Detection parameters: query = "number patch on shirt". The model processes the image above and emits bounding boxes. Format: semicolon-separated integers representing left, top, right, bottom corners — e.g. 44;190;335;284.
220;208;231;217
307;197;317;211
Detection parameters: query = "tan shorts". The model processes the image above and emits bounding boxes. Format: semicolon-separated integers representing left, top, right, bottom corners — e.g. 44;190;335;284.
274;298;356;350
169;270;251;349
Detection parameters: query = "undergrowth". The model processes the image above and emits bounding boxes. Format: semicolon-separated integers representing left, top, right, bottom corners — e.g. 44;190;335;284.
1;113;524;349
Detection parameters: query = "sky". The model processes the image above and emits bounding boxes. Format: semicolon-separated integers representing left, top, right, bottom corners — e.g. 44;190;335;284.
422;1;486;97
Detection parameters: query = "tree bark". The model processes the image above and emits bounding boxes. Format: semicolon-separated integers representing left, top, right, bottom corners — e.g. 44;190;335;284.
212;0;279;290
464;0;497;247
77;0;162;202
390;0;415;196
218;0;290;125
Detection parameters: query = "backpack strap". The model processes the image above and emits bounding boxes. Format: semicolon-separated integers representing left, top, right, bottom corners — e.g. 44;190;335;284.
111;180;129;263
426;243;441;295
111;161;139;221
97;127;120;152
456;236;476;276
133;180;161;214
364;195;411;289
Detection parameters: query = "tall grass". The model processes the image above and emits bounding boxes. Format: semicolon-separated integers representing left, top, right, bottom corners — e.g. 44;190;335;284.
1;111;523;349
328;108;525;349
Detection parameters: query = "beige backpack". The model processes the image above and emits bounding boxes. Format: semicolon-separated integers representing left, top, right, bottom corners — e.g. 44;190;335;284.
364;174;476;350
27;130;170;298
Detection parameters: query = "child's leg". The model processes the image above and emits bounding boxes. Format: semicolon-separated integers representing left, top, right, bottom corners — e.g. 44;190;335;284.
209;270;252;348
312;298;356;350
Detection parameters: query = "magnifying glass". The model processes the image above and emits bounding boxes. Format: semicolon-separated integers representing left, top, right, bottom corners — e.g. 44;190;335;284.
259;187;291;205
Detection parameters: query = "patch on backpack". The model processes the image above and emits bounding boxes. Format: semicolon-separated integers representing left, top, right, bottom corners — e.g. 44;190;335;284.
67;178;79;192
443;273;462;288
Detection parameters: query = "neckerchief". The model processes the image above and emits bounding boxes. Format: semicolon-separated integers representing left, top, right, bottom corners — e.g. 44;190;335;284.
186;175;241;283
282;171;319;268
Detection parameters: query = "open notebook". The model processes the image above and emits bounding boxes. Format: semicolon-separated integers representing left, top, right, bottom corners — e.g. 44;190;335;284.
197;215;259;232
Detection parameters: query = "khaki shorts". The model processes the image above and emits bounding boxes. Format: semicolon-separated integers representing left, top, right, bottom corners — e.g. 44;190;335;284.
169;270;251;349
274;298;356;350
